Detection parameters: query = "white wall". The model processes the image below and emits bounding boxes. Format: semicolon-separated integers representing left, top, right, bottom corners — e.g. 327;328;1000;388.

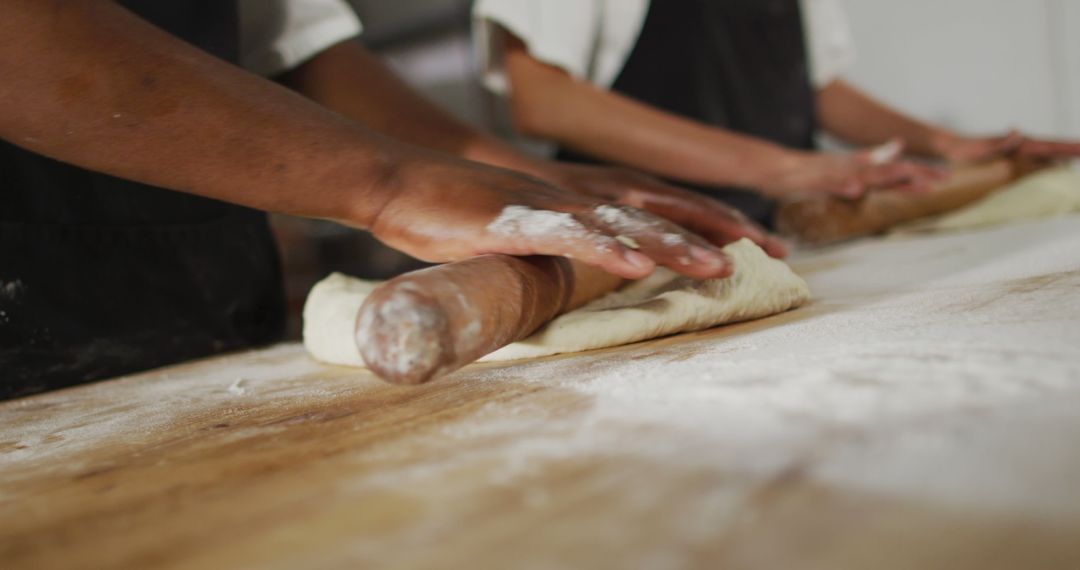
840;0;1080;139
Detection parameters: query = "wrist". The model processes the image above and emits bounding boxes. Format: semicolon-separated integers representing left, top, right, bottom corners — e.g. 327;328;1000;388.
461;134;549;177
747;147;809;195
337;142;406;231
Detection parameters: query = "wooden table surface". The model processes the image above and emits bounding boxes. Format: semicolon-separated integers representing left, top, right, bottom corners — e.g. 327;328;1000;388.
3;217;1080;570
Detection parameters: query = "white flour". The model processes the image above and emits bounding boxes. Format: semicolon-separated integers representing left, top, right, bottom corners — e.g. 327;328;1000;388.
486;205;620;255
227;378;249;396
358;217;1080;520
661;233;686;247
354;281;445;379
486;206;588;241
593;204;668;236
0;345;326;471
3;217;1080;528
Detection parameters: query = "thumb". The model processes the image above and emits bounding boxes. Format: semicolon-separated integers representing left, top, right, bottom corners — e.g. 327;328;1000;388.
859;138;906;166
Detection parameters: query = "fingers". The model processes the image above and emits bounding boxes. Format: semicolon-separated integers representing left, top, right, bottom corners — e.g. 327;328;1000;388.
849;139;944;193
482;203;732;280
761;235;790;258
482;204;658;280
965;131;1024;164
599;174;790;259
834;178;867;199
583;204;733;279
860;138;906;166
859;160;945;194
698;208;789;258
1017;139;1080;160
998;130;1026;155
702;222;789;259
628;185;773;249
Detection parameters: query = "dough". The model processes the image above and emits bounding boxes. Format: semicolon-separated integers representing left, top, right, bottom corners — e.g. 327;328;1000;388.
904;165;1080;232
303;274;379;368
303;239;810;367
484;239;810;360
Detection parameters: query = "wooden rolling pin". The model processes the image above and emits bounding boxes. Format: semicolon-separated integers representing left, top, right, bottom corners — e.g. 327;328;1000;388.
355;255;623;385
774;158;1041;245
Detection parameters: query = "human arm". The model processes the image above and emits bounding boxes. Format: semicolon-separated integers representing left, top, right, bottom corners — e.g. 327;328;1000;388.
817;79;1080;164
501;36;938;199
817;80;948;158
279;39;786;256
0;0;730;280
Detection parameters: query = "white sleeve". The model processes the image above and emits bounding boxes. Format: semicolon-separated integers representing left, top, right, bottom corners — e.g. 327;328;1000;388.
472;0;602;95
239;0;363;77
801;0;857;87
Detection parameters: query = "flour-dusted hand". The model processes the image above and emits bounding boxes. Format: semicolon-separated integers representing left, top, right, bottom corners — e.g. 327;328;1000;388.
365;148;733;280
530;162;789;259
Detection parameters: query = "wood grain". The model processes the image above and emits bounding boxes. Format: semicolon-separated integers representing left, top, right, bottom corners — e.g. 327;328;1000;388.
3;217;1080;570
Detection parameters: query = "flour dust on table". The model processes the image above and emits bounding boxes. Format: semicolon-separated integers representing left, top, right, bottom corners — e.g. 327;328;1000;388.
303;239;810;367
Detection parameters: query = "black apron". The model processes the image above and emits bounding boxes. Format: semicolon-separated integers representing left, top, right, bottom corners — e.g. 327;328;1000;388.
0;1;285;400
558;0;818;226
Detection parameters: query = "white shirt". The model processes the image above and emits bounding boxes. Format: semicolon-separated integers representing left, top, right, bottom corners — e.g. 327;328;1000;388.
238;0;363;77
473;0;857;95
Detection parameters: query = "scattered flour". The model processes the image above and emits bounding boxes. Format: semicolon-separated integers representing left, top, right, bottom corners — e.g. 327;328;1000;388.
349;217;1080;520
0;279;25;301
0;345;328;470
3;217;1080;538
227;378;249;396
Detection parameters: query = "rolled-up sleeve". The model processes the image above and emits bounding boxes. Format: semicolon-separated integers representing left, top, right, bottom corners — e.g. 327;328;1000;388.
803;0;857;87
473;0;601;95
239;0;363;77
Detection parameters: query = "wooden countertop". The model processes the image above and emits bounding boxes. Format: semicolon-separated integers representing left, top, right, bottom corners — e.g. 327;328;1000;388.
3;217;1080;570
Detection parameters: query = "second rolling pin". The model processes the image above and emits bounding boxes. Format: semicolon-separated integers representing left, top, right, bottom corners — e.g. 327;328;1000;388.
774;159;1031;245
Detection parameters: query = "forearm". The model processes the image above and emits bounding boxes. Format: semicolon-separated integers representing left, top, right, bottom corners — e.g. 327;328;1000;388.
504;45;791;190
817;80;951;158
279;40;551;177
0;0;401;227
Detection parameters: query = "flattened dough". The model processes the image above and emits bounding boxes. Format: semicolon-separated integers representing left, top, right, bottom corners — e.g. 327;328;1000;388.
303;239;810;367
904;165;1080;233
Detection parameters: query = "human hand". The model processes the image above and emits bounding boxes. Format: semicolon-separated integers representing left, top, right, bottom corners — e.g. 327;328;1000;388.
534;162;789;258
934;129;1080;165
365;149;734;280
765;139;946;199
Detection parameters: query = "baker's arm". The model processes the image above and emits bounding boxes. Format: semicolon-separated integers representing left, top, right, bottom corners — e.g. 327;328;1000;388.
501;36;938;199
818;80;1080;164
817;80;948;158
279;39;786;257
0;0;733;280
